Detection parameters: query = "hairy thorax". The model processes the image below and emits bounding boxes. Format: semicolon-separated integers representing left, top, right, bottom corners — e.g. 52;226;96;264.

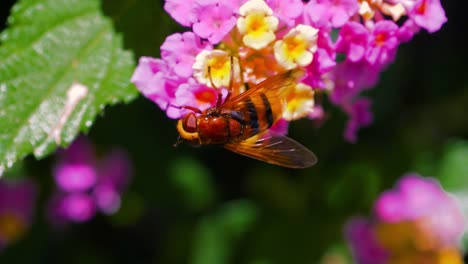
198;112;244;144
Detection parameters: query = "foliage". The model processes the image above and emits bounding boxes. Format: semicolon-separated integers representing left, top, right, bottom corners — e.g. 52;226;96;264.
0;0;136;175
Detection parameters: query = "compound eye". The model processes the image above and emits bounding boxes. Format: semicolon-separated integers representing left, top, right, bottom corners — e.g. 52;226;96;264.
183;113;197;133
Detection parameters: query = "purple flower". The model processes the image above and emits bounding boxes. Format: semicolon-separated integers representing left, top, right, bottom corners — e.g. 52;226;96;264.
135;0;448;144
54;164;96;192
266;0;303;26
336;22;369;62
343;98;373;143
345;218;389;264
375;174;465;246
48;136;132;226
396;19;421;43
131;57;186;118
303;30;336;89
303;0;359;28
346;174;465;264
308;104;327;125
365;21;399;66
330;60;380;105
53;137;97;193
321;57;379;143
93;185;120;215
56;135;95;163
303;49;335;89
164;0;196;27
97;150;131;192
400;0;447;33
191;0;238;44
49;193;96;224
131;57;175;103
161;32;212;78
94;150;132;214
174;82;224;114
0;179;37;250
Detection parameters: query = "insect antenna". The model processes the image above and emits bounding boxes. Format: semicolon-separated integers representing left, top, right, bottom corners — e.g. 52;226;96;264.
167;104;202;114
173;135;182;147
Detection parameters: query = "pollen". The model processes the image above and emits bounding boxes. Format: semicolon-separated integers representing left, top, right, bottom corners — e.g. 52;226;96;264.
193;50;239;88
283;83;315;121
274;25;319;69
237;0;278;50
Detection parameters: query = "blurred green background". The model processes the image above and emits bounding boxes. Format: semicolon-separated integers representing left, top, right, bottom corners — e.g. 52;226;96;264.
1;0;467;263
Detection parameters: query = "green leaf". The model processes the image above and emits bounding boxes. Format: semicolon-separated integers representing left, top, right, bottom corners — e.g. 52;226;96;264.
327;161;381;211
246;168;309;213
191;200;258;264
319;243;353;264
438;140;468;192
412;151;438;177
109;191;145;226
0;0;137;175
170;157;216;211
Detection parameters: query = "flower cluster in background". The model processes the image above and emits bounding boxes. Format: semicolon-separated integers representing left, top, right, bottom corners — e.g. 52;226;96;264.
346;174;465;264
0;179;36;252
132;0;446;142
47;136;132;226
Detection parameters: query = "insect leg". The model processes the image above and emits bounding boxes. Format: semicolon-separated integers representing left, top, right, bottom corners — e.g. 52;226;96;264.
217;56;237;107
207;66;225;108
207;66;219;90
221;56;236;105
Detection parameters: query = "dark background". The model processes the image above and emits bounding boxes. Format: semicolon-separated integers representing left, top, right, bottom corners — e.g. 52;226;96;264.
1;0;467;263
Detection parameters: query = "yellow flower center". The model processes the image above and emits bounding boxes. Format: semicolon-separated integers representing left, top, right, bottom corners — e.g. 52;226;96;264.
193;50;237;88
274;25;318;69
245;12;269;36
284;35;308;59
237;0;278;50
374;218;464;263
283;83;315;121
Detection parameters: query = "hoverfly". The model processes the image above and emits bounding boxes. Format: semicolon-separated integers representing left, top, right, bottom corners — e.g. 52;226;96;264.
175;66;317;168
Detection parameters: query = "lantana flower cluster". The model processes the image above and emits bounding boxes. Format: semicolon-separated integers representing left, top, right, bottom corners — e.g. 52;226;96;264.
47;136;132;226
132;0;447;142
346;174;465;264
0;179;36;251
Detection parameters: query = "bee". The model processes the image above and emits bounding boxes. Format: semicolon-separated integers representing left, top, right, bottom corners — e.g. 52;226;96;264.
175;68;317;168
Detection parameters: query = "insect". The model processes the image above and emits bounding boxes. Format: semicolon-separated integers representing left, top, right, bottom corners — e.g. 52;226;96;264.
175;67;317;168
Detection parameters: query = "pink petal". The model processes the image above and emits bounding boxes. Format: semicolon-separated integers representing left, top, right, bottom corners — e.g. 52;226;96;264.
164;0;196;27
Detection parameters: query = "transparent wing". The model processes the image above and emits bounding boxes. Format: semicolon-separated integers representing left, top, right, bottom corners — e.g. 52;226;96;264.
220;68;305;112
224;130;317;168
